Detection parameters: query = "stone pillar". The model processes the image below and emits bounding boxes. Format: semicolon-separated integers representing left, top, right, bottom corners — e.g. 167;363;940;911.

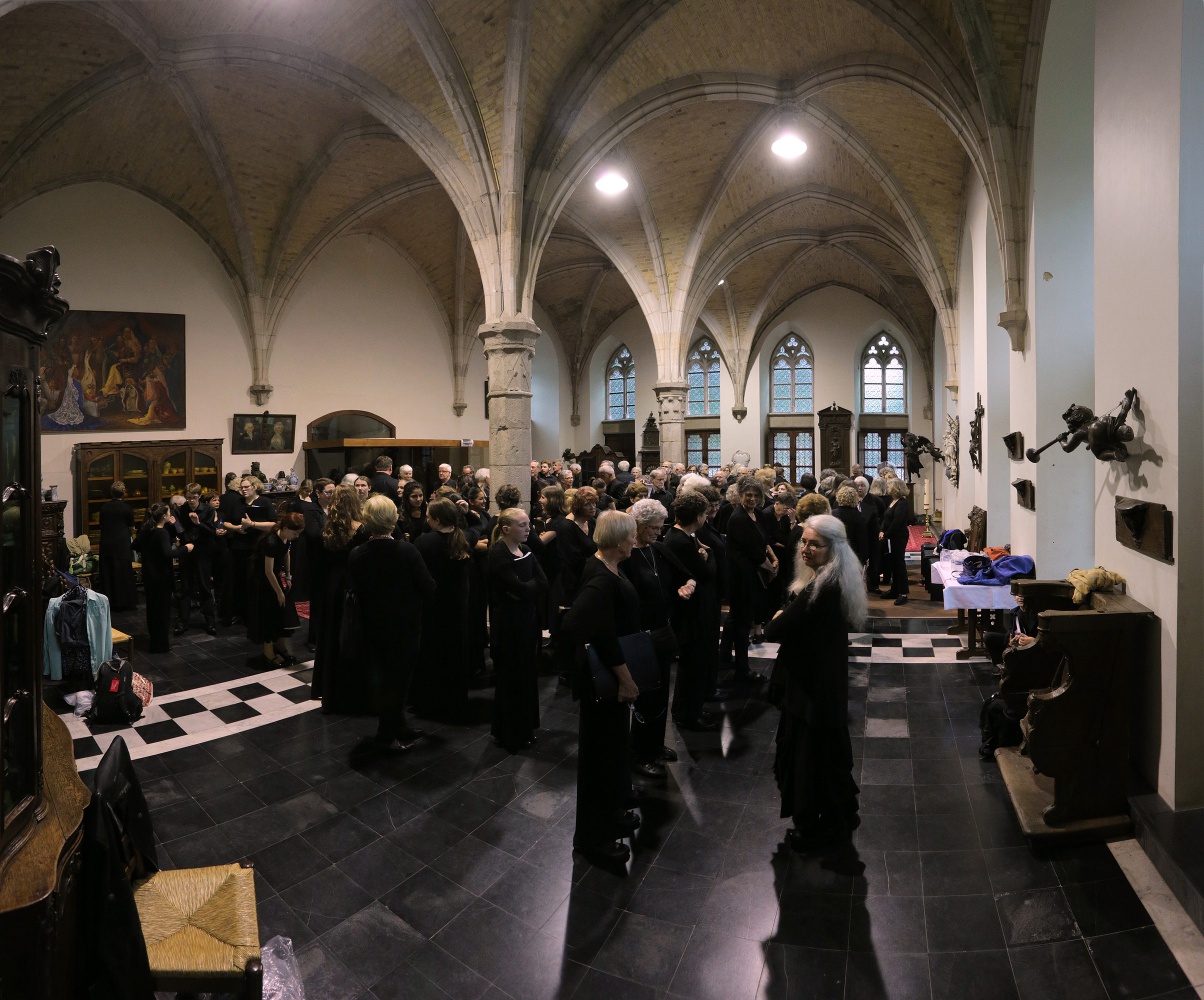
479;319;540;510
654;382;688;465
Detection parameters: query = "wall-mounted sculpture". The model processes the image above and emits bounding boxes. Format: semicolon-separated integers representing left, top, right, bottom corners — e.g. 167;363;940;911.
1003;432;1025;461
1115;496;1174;564
1012;478;1036;511
1026;388;1140;464
943;415;959;489
969;393;984;472
901;431;942;484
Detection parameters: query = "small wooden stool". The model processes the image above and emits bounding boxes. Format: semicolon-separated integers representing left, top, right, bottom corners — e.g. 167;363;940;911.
111;627;133;665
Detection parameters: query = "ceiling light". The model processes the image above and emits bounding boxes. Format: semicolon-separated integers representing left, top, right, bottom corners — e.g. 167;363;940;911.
771;115;807;159
717;279;725;286
595;170;628;195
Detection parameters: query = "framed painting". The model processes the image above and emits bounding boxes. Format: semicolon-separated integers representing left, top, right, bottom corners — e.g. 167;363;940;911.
39;310;185;432
232;413;297;455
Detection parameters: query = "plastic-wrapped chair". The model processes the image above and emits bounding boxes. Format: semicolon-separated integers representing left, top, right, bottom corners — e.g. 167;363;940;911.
84;737;263;999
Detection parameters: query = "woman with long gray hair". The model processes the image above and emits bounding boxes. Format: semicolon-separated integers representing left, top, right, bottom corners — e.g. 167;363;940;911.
764;513;867;851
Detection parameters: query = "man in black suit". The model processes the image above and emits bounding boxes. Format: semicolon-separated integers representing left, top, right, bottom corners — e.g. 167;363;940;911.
649;468;673;516
609;460;634;501
369;455;400;501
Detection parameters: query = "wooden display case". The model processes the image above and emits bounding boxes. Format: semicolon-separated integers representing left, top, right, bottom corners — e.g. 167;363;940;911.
72;438;222;544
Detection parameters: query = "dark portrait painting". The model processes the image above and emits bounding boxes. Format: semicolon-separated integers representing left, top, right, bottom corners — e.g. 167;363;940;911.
232;413;296;455
39;311;185;432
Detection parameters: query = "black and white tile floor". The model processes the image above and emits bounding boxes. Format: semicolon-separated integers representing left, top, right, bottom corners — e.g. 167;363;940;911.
72;612;1204;1000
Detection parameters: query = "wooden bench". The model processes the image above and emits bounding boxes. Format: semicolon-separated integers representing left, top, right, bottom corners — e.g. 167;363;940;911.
111;628;133;665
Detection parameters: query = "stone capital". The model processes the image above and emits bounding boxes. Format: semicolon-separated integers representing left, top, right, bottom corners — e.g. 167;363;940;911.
479;318;540;400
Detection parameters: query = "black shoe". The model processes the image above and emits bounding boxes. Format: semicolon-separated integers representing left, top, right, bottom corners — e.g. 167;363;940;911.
374;736;416;754
677;714;719;732
173;624;187;636
632;760;666;779
894;596;909;606
397;727;426;741
734;671;766;685
277;652;299;667
656;746;678;763
707;687;735;701
785;826;828;853
615;810;642;833
204;623;217;636
574;841;631;866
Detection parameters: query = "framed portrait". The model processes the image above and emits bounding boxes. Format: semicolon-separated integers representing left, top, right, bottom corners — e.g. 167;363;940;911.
40;310;186;432
232;413;296;455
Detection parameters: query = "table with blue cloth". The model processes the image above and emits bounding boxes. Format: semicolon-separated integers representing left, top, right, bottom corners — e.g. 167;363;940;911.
933;559;1018;660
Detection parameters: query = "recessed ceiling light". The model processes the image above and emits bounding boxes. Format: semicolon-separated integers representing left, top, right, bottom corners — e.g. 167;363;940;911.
595;170;628;195
717;279;725;286
771;114;807;159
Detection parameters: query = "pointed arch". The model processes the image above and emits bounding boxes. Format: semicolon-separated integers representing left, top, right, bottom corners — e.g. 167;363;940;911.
768;331;815;415
686;336;722;417
605;344;636;420
860;331;908;414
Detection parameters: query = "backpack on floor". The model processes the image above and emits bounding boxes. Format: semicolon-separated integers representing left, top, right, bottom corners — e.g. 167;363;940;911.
89;656;143;726
978;692;1023;759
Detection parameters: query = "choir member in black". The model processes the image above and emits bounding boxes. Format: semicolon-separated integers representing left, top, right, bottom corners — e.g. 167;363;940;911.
397;481;429;543
174;484;218;635
488;507;548;752
368;455;400;500
532;485;566;634
623;500;688;775
96;480;137;610
697;485;728;606
856;477;884;595
284;479;314;602
301;478;333;648
137;504;193;653
561;511;642;867
349;496;436;750
725;477;776;682
411;498;473;721
879;478;912;604
551;486;598;605
787;494;831;587
618;481;648;512
663;491;721;731
207;491;230;608
247;512;304;667
219;476;276;625
216;472;242;622
832;485;869;570
464;484;493;678
765;514;866;849
767;485;798;614
493;483;522;515
312;484;368;710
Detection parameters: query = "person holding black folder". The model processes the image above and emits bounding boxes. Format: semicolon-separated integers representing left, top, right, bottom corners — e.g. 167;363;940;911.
561;510;642;868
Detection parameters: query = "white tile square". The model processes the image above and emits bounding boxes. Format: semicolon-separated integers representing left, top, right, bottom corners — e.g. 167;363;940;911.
133;704;170;727
176;712;227;735
244;692;294;715
63;714;92;739
260;671;302;693
196;688;241;709
864;718;909;738
867;686;906;703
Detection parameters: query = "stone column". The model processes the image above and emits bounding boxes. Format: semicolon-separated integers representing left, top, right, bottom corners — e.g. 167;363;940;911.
479;318;540;510
654;382;689;466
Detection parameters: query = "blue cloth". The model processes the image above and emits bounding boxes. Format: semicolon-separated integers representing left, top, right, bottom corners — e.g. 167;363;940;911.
937;529;966;551
958;554;1036;587
44;588;112;680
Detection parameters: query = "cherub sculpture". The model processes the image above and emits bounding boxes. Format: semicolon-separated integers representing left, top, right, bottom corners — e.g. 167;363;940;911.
1026;388;1139;463
901;432;943;483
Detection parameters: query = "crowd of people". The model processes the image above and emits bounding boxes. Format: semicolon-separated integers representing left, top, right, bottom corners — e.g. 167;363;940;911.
94;452;916;867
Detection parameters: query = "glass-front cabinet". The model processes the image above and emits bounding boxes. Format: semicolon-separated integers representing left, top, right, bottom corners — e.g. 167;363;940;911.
72;439;222;545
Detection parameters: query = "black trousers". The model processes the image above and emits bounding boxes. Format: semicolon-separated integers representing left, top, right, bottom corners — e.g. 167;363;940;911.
145;583;173;653
983;630;1009;667
633;647;673;760
373;645;416;741
221;544;253;623
575;695;631;850
887;538;909;597
176;553;216;628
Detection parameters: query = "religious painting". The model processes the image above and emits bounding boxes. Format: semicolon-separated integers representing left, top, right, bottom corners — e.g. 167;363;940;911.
231;413;297;455
39;310;186;432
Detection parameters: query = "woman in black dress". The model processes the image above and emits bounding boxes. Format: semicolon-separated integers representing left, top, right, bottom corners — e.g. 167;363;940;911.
725;477;777;682
879;478;912;605
219;476;277;625
96;481;138;610
488;507;547;752
136;504;193;653
464;484;493;679
396;481;429;543
348;495;436;750
312;484;368;711
412;498;472;721
285;479;314;602
247;512;304;667
562;510;642;867
765;513;866;850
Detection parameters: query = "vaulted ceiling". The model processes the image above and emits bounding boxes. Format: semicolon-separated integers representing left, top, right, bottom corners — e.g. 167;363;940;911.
0;0;1049;413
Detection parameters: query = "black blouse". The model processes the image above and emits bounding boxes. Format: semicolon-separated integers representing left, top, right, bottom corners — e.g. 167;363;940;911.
618;544;675;631
562;556;641;671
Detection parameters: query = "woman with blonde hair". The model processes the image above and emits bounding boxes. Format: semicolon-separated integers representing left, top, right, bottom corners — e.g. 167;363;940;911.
412;498;473;720
488;507;548;752
312;484;368;710
766;513;867;850
879;477;913;604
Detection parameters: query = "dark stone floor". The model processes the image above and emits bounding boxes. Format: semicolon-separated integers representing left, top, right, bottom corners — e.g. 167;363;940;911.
86;608;1194;1000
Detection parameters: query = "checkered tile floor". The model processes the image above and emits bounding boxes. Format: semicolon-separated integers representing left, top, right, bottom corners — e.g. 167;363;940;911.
64;664;318;770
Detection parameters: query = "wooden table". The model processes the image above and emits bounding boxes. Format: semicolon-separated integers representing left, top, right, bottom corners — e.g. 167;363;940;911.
111;628;133;665
932;560;1017;659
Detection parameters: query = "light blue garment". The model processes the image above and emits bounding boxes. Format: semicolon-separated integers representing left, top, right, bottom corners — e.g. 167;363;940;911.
43;588;113;680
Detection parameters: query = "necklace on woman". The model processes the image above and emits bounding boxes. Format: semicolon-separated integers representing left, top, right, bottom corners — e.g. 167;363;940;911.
638;546;658;577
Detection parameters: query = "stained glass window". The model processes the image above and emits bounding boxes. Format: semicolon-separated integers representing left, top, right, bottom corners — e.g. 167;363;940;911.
687;339;721;416
606;345;635;420
686;431;722;468
770;430;814;483
861;333;906;414
860;431;906;471
770;333;814;414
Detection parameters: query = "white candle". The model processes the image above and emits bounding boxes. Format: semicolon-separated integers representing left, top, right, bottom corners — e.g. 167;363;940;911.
924;477;932;511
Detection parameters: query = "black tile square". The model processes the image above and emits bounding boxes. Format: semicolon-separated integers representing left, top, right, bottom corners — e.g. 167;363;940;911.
932;638;964;647
916;813;970;852
1085;926;1191;1000
1010;940;1107;1000
761;944;846;1000
430;788;504;834
849;894;927;953
161;697;206;718
921;850;992;896
914;782;972;814
302;812;378;863
152;798;214;841
774;890;851;951
902;647;936;657
213;702;260;724
381;867;474;938
251;833;329;893
280;684;314;704
1064;876;1154;936
337;836;423;898
873;637;904;647
279;866;373;936
995;888;1079;946
924;894;1006;952
472;806;552;859
231;681;272;700
318;900;423;987
135;719;188;743
348;791;424;836
591;909;695;990
243;767;310;805
201;785;264;824
73;736;101;758
930;950;1019;1000
388;813;470;865
667;925;766;1000
845;951;930;1000
984;847;1059;893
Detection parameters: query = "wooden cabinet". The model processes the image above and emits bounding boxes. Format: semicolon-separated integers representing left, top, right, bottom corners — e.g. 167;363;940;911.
72;438;222;544
0;246;90;1000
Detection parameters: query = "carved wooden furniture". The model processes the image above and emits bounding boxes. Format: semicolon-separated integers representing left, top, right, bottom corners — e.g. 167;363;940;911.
817;403;852;475
638;412;660;470
0;246;90;1000
73;438;222;544
40;497;67;581
995;586;1154;842
997;580;1079;699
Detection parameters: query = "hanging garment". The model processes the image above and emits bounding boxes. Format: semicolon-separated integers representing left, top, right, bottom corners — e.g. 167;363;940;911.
44;586;113;681
55;585;93;691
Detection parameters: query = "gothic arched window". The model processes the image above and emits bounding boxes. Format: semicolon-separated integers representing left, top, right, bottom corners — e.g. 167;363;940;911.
606;345;635;420
861;333;906;414
769;332;814;414
687;338;721;416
